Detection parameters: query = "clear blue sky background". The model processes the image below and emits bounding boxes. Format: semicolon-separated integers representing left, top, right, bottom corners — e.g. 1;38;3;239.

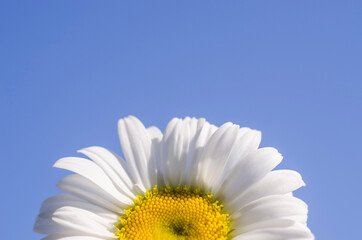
1;1;361;239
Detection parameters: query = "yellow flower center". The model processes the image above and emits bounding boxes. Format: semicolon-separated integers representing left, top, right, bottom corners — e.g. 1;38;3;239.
115;185;231;240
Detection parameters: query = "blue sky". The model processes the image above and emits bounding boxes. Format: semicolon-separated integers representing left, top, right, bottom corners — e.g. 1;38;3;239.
1;1;361;239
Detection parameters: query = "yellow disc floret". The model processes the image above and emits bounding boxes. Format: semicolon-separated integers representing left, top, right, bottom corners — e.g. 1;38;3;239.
115;185;231;240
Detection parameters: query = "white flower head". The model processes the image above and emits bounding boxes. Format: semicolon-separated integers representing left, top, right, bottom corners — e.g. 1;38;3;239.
35;116;314;240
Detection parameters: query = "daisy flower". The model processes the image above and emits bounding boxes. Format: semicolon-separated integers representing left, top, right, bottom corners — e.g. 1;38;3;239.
34;116;314;240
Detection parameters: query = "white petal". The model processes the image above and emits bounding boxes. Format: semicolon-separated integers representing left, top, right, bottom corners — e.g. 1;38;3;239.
54;157;132;205
185;120;218;187
147;126;163;186
42;232;108;240
47;207;117;238
39;194;118;223
160;117;208;186
35;194;119;237
118;116;152;190
235;170;305;207
233;222;314;240
234;218;295;235
78;147;136;199
219;147;283;209
232;195;308;234
221;129;261;180
147;126;163;140
57;174;124;213
211;128;261;193
34;216;68;234
196;122;240;191
161;118;190;186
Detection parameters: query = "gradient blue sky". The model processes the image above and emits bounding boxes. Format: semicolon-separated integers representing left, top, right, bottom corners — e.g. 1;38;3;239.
1;1;361;239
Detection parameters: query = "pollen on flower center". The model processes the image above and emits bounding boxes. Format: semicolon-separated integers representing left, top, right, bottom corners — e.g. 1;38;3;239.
115;185;231;240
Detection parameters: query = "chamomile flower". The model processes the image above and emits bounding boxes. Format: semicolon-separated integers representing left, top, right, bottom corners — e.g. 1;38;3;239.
35;116;314;240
